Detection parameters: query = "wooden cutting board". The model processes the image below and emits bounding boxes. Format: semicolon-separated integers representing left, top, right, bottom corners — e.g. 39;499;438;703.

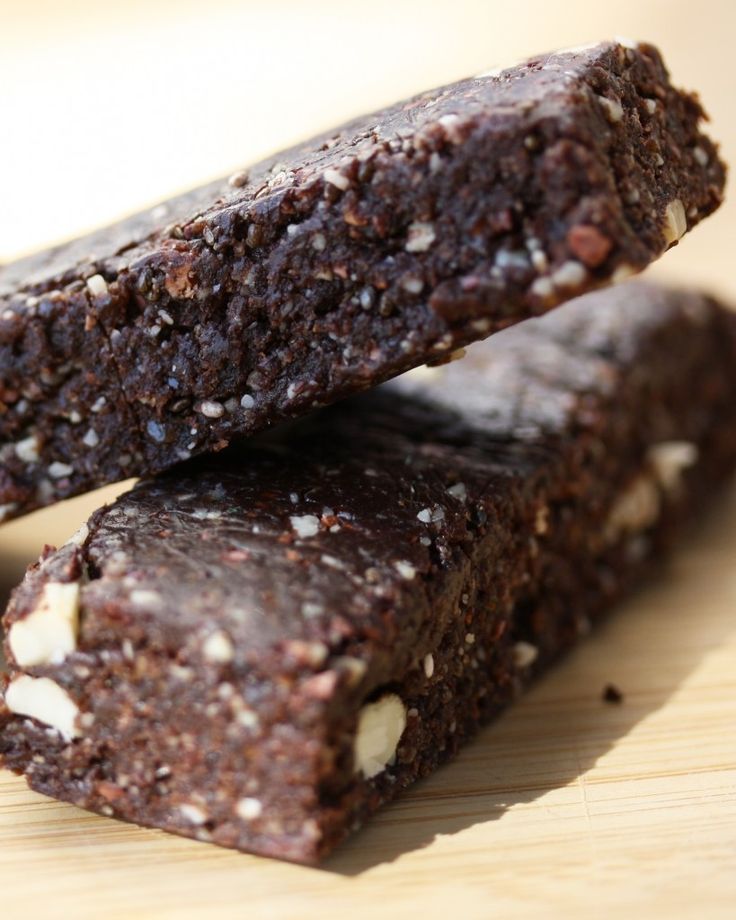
1;2;735;917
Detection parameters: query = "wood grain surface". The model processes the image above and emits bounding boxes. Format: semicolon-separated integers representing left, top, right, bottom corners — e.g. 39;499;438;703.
1;2;734;917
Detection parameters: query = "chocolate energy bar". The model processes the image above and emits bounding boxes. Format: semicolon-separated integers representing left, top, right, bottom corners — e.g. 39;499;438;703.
0;41;725;521
2;281;736;863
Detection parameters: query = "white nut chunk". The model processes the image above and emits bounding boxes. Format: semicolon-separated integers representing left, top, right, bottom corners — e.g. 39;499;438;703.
14;434;40;464
605;475;660;541
236;797;263;820
202;629;234;664
8;581;81;667
513;641;539;668
86;273;108;297
597;94;624;123
353;693;407;779
662;199;687;246
405;221;436;253
647;441;698;494
290;514;320;538
4;675;81;740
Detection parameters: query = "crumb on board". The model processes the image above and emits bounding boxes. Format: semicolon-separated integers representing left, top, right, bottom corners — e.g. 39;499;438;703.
602;683;624;704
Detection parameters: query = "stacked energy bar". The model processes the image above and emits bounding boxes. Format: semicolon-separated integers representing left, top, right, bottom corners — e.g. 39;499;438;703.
1;40;734;864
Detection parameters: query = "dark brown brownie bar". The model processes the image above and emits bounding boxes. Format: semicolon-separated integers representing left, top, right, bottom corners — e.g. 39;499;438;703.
2;281;736;864
0;41;725;521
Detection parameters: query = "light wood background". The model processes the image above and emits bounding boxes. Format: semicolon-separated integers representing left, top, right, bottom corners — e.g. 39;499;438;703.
1;2;735;917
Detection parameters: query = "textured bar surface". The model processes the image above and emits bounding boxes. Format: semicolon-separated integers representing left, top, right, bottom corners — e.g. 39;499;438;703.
2;281;736;863
0;41;725;521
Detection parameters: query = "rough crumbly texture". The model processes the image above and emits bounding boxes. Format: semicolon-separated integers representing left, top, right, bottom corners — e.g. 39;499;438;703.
0;41;725;521
2;281;736;864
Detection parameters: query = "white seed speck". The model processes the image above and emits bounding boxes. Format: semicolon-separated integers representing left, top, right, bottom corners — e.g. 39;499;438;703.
158;309;174;325
91;397;106;413
495;249;529;271
359;287;375;309
179;804;208;825
48;461;73;479
147;420;166;443
236;797;263;820
217;682;234;700
551;260;587;289
438;113;462;142
321;554;344;569
644;98;657;114
465;633;476;645
417;505;445;524
530;249;548;272
203;630;234;663
530;276;555;298
237;709;260;729
423;653;435;678
323;168;350;191
447;482;467;502
198;400;225;419
15;435;40;464
693;146;708;167
401;276;424;294
82;429;99;449
170;665;194;682
513;641;539;668
394;561;416;580
405;221;436;253
648;440;698;493
290;514;321;538
130;589;163;607
302;602;324;618
597;95;624;123
86;274;108;297
535;506;549;535
228;170;249;188
311;233;326;251
240;394;255;409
